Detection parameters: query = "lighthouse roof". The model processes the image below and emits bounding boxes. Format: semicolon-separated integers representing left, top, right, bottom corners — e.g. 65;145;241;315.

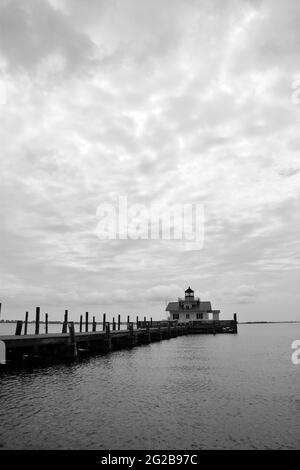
185;286;194;293
165;301;212;312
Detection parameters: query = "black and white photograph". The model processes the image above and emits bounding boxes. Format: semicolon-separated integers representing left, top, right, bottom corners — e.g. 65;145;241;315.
0;0;300;455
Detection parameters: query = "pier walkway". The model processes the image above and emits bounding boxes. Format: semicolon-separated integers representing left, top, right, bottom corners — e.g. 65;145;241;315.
0;316;238;366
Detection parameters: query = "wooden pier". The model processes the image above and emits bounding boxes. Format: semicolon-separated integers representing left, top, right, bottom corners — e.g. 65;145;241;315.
0;314;238;366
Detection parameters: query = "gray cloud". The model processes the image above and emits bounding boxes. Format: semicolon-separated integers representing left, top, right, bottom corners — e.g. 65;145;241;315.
0;0;299;322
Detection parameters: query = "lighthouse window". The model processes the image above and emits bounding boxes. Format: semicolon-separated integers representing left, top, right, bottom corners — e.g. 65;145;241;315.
197;313;203;319
173;314;179;320
186;314;190;319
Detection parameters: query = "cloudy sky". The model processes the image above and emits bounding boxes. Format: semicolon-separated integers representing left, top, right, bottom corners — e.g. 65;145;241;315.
0;0;299;322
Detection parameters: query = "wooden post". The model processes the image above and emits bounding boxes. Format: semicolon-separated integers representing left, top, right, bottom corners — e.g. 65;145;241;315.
136;316;139;329
24;311;28;335
68;322;78;358
150;317;153;327
146;321;151;343
92;316;96;332
233;313;238;333
102;313;106;331
105;322;112;351
15;320;23;336
158;322;162;340
127;315;130;326
79;315;83;332
128;322;135;347
118;314;121;330
62;309;68;333
45;313;48;334
35;307;40;335
85;312;89;332
113;317;116;331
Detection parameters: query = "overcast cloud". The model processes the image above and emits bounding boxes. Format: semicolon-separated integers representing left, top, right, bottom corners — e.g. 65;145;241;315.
0;0;299;322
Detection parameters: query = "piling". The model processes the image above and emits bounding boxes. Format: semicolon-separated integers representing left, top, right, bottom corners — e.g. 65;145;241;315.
233;313;238;333
85;312;89;332
35;307;40;335
102;313;106;331
118;314;121;330
92;316;96;332
15;321;23;336
45;313;48;334
24;311;28;335
68;322;78;358
136;316;139;329
62;310;68;333
105;322;112;352
113;317;116;331
146;322;151;343
128;322;135;347
79;315;83;333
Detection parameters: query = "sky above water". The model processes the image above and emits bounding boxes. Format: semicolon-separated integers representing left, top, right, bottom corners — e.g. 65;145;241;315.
0;0;299;322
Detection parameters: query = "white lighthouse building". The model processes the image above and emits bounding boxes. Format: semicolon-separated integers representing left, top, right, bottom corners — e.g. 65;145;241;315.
165;287;220;324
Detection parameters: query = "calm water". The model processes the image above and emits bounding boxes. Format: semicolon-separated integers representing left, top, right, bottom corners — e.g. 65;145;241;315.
0;324;300;450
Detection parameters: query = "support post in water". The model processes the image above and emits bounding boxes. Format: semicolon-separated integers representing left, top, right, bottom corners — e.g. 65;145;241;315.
102;313;106;331
85;312;89;332
92;316;96;332
24;311;28;335
112;317;116;331
127;315;130;326
150;317;153;327
35;307;40;335
136;316;139;329
15;320;23;336
79;315;83;333
45;313;48;334
118;314;121;330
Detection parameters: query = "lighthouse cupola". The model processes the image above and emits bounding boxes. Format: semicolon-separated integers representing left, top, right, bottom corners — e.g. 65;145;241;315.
185;286;194;301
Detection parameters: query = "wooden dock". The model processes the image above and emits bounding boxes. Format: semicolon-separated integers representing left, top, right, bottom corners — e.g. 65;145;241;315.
0;314;238;366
